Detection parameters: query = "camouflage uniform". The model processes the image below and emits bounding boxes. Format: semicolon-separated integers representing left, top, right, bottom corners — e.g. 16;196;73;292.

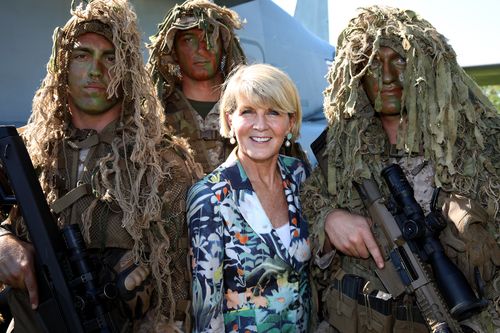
2;122;196;332
303;6;499;332
147;0;246;174
0;0;200;331
164;88;234;173
148;0;311;174
305;151;500;333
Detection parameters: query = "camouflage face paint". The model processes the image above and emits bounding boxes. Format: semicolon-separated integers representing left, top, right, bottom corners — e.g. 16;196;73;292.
174;28;222;81
68;32;121;116
362;46;406;116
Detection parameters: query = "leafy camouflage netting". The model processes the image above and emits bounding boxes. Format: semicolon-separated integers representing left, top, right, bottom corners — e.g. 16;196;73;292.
322;6;499;225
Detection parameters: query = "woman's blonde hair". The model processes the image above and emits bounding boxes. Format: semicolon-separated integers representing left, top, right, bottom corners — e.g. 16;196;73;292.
219;63;302;139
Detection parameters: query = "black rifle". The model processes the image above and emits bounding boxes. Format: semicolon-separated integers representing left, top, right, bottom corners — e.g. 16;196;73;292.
0;126;117;332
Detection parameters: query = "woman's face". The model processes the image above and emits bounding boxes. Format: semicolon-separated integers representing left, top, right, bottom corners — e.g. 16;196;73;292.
228;93;294;164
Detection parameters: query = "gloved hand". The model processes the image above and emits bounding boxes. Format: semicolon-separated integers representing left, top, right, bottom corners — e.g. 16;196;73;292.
440;194;500;286
114;251;153;318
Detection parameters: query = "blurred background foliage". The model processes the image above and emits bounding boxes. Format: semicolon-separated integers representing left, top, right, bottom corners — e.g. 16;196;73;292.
481;85;500;111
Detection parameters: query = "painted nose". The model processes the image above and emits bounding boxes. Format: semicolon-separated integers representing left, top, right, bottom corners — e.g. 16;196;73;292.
198;38;210;53
382;59;397;84
89;59;103;78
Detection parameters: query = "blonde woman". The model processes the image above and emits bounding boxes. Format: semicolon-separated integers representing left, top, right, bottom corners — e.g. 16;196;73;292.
187;64;311;332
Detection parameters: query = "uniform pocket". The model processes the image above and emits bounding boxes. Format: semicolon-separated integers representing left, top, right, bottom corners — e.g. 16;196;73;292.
324;274;365;333
357;291;393;333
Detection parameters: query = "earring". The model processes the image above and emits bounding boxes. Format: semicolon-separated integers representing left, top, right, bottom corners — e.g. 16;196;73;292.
229;128;236;145
285;133;292;147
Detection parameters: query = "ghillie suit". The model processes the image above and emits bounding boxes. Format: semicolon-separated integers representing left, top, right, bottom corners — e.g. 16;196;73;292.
147;0;246;100
147;0;246;173
303;6;500;332
2;0;198;331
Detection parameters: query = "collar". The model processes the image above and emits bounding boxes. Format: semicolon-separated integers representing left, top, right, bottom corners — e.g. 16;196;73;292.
65;120;117;149
221;153;308;267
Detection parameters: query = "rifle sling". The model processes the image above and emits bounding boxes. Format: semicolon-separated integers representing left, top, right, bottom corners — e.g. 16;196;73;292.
51;183;92;214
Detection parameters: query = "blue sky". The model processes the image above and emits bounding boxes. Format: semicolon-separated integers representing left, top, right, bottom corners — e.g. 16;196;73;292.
273;0;500;67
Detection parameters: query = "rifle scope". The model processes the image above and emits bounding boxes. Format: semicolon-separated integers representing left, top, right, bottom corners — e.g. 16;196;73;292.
381;164;487;320
63;224;115;332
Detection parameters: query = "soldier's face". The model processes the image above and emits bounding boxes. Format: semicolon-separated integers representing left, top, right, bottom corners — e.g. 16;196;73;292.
68;32;121;116
362;46;406;116
174;28;223;81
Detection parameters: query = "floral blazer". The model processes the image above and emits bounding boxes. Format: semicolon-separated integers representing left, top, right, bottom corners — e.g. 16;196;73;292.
187;154;311;333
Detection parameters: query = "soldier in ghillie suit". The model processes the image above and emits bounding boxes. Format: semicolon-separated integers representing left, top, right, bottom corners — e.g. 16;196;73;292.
302;6;500;332
148;0;310;174
147;0;246;174
0;0;199;331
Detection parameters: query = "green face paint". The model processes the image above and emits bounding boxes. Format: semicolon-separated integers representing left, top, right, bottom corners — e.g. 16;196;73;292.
68;32;121;116
174;28;222;81
362;46;406;117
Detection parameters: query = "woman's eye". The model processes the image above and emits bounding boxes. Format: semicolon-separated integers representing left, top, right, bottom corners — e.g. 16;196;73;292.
268;109;281;116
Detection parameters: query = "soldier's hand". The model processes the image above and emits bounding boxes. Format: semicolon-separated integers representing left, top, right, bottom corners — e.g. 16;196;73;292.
0;234;38;309
115;251;153;318
324;209;384;269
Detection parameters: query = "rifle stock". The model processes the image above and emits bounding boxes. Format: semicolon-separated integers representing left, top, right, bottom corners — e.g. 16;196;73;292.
354;179;462;333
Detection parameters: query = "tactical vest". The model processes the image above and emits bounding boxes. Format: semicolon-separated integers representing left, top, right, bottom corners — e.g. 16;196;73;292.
314;143;499;332
313;138;442;332
52;123;133;249
47;124;191;330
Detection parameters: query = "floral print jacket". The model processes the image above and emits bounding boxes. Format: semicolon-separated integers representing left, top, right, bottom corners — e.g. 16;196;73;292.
187;154;311;333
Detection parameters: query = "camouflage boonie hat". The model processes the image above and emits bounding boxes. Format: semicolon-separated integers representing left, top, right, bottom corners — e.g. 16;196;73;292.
162;7;234;53
72;19;113;43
